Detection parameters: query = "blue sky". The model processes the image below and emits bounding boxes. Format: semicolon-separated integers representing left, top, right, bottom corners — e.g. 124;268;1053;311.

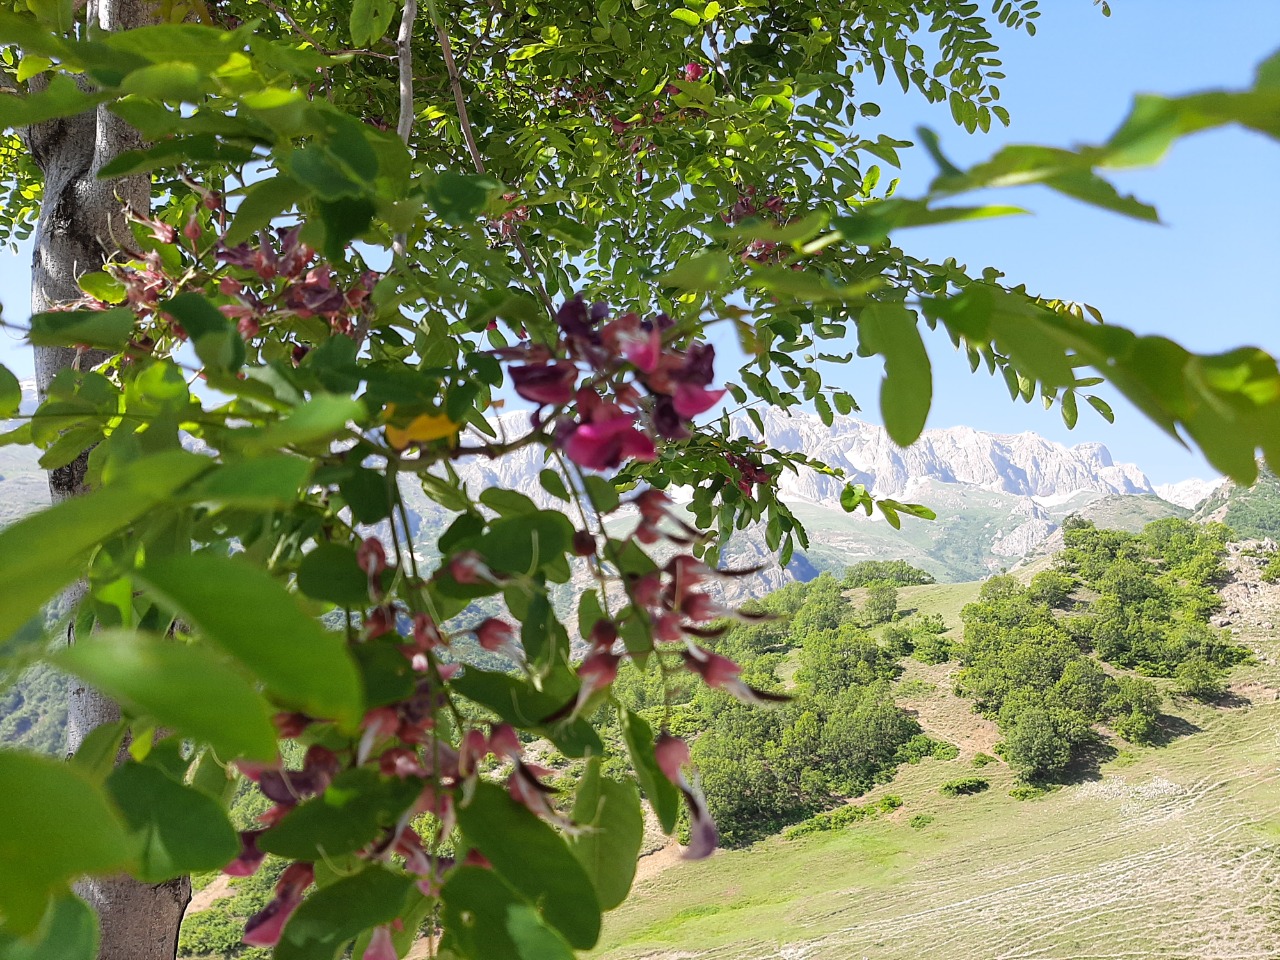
831;0;1280;484
2;3;1277;484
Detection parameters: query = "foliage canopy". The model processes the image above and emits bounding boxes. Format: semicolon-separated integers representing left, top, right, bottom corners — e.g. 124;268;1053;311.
0;2;1278;958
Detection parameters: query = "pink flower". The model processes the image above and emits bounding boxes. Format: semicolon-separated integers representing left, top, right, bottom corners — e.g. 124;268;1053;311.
411;613;443;650
673;383;726;418
602;312;661;373
683;646;790;706
683;62;705;82
447;551;492;585
683;646;741;687
653;734;717;860
458;728;490;777
572;530;597;556
562;414;657;470
222;830;266;877
358;707;400;765
654;733;690;784
488;723;523;760
575;649;621;713
475;618;523;662
510;361;578;405
357;537;387;576
243;862;313;947
362;925;398;960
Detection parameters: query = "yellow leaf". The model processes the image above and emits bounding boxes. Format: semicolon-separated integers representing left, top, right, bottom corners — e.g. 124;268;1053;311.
384;406;460;449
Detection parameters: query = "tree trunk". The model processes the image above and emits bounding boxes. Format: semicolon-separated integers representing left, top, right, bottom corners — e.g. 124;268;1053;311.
26;2;191;957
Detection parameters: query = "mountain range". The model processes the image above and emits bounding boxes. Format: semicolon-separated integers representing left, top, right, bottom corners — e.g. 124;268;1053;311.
2;381;1232;583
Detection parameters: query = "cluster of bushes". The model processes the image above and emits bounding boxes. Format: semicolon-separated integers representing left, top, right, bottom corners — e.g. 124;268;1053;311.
883;612;954;664
613;572;952;847
958;575;1165;779
784;795;903;838
1058;518;1247;682
957;517;1249;782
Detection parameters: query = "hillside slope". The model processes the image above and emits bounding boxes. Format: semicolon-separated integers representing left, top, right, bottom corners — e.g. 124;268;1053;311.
594;550;1280;960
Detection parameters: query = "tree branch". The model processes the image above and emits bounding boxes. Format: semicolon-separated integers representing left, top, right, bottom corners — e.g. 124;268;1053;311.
433;18;556;317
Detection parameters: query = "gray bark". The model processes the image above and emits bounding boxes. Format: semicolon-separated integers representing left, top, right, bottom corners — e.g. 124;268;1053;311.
27;2;191;956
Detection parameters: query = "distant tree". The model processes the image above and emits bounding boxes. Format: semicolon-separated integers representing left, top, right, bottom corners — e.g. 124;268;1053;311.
863;583;899;625
1029;570;1076;608
843;561;935;588
1104;676;1163;744
1173;656;1228;701
1001;707;1076;781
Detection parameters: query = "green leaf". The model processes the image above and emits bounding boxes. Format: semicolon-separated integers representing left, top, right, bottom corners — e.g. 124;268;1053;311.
15;54;53;83
669;7;700;25
28;307;135;350
1086;394;1115;424
440;867;575;960
568;758;643;910
425;172;501;224
317;196;376;262
258;769;422;862
469;511;573;577
179;455;312;509
163;292;245;374
0;365;19;418
0;894;97;960
68;721;127;783
350;641;415;709
0;753;133;935
77;272;126;304
658;251;732;291
0;73;103;130
0;450;211;645
54;631;279;762
339;467;392;524
239;394;365;453
620;709;680;833
225;176;306;246
276;866;415;960
104;762;238;883
539;468;570;502
832;199;1025;246
134;552;364;725
297;543;369;607
857;303;932;447
582;475;619;513
456;782;601;949
1060;389;1078;429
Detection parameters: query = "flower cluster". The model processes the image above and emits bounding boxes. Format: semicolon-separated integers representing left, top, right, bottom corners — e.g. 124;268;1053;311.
217;229;378;338
725;450;773;498
500;297;726;471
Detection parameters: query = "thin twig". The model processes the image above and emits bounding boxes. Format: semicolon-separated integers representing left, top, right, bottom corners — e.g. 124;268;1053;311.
705;22;728;85
433;18;556;317
259;0;325;49
392;0;419;260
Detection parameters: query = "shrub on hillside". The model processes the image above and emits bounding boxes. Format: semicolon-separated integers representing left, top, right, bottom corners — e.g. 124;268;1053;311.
895;734;959;765
1174;656;1228;700
939;776;989;797
783;796;904;838
863;582;899;625
909;813;934;829
912;632;955;665
971;752;996;768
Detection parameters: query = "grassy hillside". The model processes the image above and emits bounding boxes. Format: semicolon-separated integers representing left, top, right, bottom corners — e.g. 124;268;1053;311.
594;568;1280;960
